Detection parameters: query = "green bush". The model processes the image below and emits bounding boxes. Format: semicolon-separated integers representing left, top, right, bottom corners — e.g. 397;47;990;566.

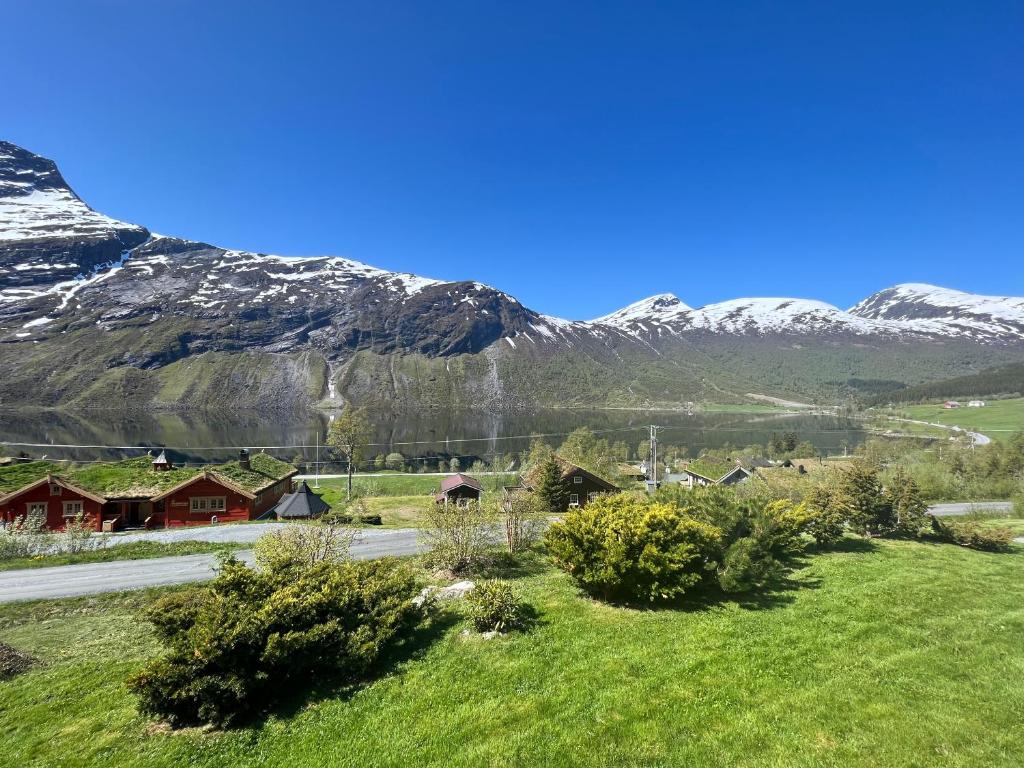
545;495;722;603
466;580;526;633
931;519;1016;553
714;498;812;593
252;521;355;573
421;502;494;573
128;556;422;728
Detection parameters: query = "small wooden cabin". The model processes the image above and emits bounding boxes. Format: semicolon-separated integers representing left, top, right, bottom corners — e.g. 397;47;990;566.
436;473;483;505
515;456;618;508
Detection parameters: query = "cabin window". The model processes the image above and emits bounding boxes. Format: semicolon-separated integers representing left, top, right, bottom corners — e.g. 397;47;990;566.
49;483;61;496
588;492;599;503
569;493;580;506
62;501;84;518
190;497;226;513
26;502;47;517
573;476;583;484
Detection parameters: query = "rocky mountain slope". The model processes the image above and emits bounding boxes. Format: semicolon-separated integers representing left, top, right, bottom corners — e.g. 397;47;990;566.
2;140;1023;412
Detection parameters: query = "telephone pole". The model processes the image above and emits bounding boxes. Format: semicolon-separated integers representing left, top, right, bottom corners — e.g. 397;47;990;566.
647;425;661;494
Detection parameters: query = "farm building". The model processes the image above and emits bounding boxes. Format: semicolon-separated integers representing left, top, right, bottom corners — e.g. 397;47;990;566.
435;473;483;505
0;451;296;531
512;456;618;508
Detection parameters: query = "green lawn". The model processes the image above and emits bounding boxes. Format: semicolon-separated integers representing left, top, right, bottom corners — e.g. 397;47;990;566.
0;540;244;573
310;473;516;527
2;539;1023;767
900;398;1024;441
311;473;516;499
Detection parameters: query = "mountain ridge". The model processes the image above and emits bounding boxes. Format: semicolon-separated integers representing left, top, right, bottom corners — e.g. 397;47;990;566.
2;140;1023;412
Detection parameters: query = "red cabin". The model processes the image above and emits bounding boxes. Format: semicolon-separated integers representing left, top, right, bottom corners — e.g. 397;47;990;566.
0;474;107;531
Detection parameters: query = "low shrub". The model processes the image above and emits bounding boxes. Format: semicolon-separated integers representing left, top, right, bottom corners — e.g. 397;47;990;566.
421;502;494;573
715;498;812;593
0;510;50;560
358;514;383;525
931;518;1016;552
128;556;422;728
545;495;722;603
253;521;356;573
466;580;527;633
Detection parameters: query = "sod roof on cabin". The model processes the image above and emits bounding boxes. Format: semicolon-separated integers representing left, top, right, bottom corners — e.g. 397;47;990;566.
683;459;741;482
0;454;297;500
0;461;62;494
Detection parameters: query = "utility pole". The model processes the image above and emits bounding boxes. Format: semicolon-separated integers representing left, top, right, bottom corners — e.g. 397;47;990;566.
314;430;320;488
647;425;660;494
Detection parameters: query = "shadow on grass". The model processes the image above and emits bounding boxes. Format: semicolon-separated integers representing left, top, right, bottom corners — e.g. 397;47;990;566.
260;606;464;726
469;549;550;581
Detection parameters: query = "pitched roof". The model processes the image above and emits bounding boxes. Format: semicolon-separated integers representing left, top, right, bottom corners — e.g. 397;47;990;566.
152;451;169;465
0;474;108;505
271;481;331;519
521;456;617;492
0;455;297;502
439;473;483;493
150;471;257;502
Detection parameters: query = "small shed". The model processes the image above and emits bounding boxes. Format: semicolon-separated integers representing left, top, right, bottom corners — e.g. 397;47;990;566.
436;473;483;505
270;481;331;520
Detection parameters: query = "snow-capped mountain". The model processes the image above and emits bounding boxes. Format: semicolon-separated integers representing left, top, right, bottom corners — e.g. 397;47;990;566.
593;288;1024;343
1;139;1022;412
848;283;1024;342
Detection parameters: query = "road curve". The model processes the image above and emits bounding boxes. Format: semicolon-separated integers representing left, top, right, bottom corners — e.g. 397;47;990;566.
0;528;423;604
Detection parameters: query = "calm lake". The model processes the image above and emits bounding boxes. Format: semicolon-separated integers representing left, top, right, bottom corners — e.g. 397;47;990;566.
0;408;865;470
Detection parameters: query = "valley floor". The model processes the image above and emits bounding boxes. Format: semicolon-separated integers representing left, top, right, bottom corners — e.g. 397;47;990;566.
1;539;1022;767
898;398;1024;442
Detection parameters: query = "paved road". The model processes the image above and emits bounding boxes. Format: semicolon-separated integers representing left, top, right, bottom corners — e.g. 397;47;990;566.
0;528;423;603
927;501;1012;516
1;502;1017;603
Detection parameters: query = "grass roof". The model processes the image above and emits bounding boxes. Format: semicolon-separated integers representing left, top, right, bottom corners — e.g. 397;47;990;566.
209;453;297;493
0;462;62;494
0;454;296;500
684;459;740;481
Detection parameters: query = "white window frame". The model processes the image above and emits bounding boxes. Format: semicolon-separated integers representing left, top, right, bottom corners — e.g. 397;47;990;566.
190;497;226;513
49;482;61;496
588;492;599;503
26;502;47;516
62;501;84;518
569;493;580;506
573;476;583;484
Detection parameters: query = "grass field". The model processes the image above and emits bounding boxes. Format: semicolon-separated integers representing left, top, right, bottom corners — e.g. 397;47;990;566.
0;540;244;573
1;539;1022;767
899;398;1024;441
309;473;516;527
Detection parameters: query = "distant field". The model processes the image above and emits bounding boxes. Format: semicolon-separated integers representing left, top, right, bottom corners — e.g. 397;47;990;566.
309;473;516;498
900;398;1024;441
305;473;517;527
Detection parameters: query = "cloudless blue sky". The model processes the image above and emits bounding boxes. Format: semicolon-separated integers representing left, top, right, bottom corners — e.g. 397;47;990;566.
3;0;1022;318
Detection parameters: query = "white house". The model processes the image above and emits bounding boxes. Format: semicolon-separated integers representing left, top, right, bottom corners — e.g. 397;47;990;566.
967;400;986;408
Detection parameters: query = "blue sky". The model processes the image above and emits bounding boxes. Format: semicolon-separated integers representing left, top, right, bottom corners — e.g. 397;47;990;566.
3;0;1022;319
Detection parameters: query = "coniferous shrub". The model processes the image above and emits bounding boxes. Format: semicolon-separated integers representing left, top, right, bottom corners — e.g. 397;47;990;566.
931;518;1015;552
545;495;722;602
128;556;422;728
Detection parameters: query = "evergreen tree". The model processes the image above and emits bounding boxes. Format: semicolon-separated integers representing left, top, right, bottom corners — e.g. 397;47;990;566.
534;455;570;512
885;469;928;536
838;462;894;537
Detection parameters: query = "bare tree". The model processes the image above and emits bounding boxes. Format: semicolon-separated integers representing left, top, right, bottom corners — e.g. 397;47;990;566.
327;408;372;501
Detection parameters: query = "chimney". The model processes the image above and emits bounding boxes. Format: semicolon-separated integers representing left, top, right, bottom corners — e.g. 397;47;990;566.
239;449;251;471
